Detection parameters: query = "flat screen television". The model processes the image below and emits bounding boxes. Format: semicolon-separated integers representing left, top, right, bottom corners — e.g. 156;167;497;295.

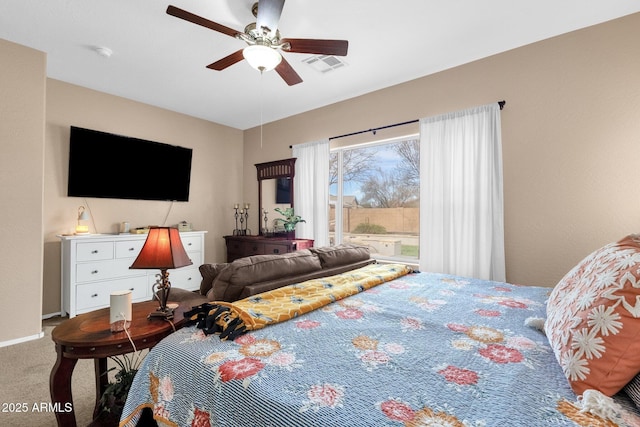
67;126;193;202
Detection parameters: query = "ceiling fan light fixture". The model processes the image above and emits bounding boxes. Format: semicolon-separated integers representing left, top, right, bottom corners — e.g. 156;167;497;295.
243;44;282;72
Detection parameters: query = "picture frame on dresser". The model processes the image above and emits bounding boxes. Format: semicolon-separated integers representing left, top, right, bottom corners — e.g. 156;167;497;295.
58;230;207;317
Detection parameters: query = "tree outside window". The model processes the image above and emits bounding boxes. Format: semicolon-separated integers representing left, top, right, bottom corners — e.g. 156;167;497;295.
330;138;419;262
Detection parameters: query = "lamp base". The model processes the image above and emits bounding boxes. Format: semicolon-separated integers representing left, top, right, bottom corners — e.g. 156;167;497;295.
147;307;174;320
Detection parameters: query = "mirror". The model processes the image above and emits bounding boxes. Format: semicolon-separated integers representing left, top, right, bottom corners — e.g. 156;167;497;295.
256;158;296;236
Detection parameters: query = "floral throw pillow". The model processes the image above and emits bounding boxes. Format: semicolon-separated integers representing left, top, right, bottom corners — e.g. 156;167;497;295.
545;234;640;396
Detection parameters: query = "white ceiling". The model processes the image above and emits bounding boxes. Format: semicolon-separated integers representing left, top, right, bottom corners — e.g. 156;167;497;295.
1;1;639;130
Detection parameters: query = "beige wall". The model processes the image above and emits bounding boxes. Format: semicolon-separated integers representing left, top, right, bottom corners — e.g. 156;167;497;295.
42;80;244;316
0;39;46;344
244;13;640;288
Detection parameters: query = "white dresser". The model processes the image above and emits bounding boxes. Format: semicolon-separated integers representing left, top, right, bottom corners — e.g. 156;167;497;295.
58;231;207;317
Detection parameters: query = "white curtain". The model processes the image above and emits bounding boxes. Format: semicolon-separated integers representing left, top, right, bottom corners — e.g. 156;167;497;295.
419;103;505;281
292;139;330;247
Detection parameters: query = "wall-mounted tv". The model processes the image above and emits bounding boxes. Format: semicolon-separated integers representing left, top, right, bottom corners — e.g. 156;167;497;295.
67;126;193;202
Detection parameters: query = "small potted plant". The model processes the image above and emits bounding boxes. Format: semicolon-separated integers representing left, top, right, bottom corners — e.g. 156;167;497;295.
274;207;305;239
95;353;140;424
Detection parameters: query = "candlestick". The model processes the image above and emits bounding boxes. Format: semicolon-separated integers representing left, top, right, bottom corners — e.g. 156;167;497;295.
233;205;240;235
263;209;269;234
243;204;250;235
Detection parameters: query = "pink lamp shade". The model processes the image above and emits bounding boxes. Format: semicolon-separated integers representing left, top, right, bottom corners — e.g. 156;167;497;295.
130;227;192;270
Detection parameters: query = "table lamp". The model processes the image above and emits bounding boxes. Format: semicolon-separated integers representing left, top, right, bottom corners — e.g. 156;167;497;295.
75;206;90;234
130;227;192;318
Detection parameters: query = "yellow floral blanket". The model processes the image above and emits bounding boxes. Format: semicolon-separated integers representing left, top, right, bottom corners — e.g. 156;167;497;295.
184;263;414;340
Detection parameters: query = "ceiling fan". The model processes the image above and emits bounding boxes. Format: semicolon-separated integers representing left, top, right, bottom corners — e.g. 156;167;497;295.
166;0;348;86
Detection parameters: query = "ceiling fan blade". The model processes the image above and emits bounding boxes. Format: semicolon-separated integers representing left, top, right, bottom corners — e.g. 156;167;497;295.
206;50;246;71
282;38;348;56
166;5;240;38
256;0;285;35
275;57;303;86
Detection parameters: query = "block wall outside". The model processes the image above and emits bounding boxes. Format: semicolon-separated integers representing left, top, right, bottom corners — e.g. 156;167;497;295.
329;207;419;234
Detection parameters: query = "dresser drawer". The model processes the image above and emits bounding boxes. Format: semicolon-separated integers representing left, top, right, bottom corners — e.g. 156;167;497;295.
181;235;202;252
115;240;145;259
76;242;114;262
241;241;264;256
76;260;115;283
162;267;201;292
226;239;243;253
224;236;313;263
76;258;146;283
75;276;149;312
264;243;290;255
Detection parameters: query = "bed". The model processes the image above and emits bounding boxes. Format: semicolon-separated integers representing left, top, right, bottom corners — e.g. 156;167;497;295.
120;244;640;427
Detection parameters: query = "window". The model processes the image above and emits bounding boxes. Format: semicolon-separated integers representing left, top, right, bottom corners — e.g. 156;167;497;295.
329;136;419;263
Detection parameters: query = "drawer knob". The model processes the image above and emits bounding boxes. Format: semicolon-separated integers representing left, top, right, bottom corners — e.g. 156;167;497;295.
129;247;135;251
273;249;280;254
187;242;192;246
91;270;98;274
129;287;135;291
91;250;99;254
91;293;98;298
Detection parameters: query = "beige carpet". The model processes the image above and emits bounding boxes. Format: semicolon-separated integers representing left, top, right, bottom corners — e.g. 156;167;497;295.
0;317;98;427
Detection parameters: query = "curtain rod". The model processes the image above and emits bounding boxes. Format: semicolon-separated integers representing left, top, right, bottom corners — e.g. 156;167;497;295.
329;119;418;141
289;100;505;146
328;100;506;141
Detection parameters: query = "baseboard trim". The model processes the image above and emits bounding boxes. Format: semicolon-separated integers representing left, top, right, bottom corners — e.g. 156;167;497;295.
0;331;45;348
0;312;63;347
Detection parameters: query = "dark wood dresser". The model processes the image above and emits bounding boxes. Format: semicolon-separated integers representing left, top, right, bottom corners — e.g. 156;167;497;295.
224;235;314;262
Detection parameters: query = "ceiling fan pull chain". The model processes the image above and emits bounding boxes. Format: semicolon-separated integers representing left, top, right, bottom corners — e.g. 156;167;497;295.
260;70;264;149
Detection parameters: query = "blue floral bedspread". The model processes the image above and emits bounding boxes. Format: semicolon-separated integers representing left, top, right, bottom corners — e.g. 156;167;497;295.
120;271;640;427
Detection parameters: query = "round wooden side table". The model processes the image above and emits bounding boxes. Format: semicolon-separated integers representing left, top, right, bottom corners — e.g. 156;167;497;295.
49;300;187;427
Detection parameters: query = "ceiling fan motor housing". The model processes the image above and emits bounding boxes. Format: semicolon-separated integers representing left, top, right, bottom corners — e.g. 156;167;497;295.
240;22;283;48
